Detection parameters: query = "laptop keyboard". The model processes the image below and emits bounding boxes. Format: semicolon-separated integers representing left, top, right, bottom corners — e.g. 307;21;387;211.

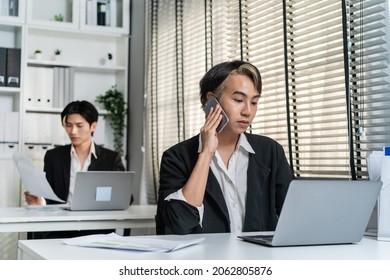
253;235;274;242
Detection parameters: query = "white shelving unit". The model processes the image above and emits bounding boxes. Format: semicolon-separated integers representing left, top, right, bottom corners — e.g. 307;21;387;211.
0;0;130;260
0;0;26;261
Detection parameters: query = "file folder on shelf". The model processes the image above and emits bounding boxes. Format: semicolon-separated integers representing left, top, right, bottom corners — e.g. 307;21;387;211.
5;48;21;88
0;47;6;86
8;0;18;16
25;66;54;109
4;112;19;143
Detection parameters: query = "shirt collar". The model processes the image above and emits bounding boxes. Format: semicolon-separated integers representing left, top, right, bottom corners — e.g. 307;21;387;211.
70;142;98;159
197;133;255;154
238;133;255;154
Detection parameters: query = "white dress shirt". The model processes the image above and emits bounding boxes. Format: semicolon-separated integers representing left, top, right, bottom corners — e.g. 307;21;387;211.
165;134;255;232
68;142;97;204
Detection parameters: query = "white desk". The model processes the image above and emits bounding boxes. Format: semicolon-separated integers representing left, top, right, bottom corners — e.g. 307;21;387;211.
17;232;390;260
0;205;156;233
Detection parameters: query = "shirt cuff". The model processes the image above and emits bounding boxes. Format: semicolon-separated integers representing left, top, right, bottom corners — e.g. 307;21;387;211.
40;197;47;205
165;189;204;227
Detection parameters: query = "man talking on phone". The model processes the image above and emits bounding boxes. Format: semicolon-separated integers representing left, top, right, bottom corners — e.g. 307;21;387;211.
156;60;294;235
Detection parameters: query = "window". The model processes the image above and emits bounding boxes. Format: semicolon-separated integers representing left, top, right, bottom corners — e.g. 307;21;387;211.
348;0;390;179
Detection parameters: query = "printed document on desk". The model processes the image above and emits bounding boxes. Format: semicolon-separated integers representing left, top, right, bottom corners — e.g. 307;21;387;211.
64;233;205;252
13;153;65;203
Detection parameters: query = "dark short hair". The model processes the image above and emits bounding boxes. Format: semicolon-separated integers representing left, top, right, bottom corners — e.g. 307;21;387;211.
199;60;262;108
61;100;98;126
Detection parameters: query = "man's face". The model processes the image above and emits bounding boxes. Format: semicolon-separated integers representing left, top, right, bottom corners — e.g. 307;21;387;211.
64;113;96;147
218;73;260;134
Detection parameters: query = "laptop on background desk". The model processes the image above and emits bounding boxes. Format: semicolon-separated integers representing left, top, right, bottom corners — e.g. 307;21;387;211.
14;153;134;211
238;180;381;247
69;171;135;211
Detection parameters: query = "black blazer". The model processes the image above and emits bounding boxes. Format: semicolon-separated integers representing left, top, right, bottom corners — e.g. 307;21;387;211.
156;133;294;235
44;144;125;204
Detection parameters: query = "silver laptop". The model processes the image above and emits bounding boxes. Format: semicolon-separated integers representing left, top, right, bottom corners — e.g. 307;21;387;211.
238;180;382;247
69;171;134;211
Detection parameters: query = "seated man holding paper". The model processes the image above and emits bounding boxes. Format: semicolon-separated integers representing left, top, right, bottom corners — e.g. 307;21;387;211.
24;100;126;238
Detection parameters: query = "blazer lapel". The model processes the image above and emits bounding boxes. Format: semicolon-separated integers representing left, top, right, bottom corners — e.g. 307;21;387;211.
88;142;100;170
243;152;270;231
62;145;71;199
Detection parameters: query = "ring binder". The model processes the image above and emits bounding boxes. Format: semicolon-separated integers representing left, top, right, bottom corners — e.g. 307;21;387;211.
5;48;21;88
0;47;6;87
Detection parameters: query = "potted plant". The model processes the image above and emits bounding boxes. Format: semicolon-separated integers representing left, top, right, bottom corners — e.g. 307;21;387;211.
54;14;64;22
34;50;42;60
95;85;126;155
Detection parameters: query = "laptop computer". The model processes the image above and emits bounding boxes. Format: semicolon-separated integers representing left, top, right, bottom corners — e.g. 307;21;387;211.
68;171;134;211
13;153;134;211
238;180;382;247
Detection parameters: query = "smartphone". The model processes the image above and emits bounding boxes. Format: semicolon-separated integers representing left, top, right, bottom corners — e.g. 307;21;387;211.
203;96;229;133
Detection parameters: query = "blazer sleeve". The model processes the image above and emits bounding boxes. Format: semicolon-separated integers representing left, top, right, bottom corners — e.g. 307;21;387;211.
43;147;70;204
112;152;125;171
157;142;202;234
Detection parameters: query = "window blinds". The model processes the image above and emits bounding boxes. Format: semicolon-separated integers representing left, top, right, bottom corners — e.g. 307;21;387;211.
242;0;350;178
285;0;350;177
348;0;390;179
240;0;289;154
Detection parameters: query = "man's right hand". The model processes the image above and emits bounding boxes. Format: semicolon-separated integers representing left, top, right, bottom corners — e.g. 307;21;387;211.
24;191;45;205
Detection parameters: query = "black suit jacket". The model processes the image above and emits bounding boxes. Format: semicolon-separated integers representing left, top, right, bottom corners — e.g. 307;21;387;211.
44;144;125;204
156;133;294;234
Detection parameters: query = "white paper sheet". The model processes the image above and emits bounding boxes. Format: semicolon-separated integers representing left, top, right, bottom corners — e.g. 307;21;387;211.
63;233;205;253
13;153;65;202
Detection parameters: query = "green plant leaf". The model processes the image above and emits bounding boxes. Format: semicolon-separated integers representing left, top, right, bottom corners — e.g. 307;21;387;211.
95;85;126;155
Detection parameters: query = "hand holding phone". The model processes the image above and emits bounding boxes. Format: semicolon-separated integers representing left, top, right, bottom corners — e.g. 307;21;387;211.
203;96;229;133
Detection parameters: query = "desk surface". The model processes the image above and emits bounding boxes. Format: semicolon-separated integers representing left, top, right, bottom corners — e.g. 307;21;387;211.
0;205;156;232
17;232;390;260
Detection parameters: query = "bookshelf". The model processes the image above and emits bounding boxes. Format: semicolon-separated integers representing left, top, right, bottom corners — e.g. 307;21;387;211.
0;0;130;259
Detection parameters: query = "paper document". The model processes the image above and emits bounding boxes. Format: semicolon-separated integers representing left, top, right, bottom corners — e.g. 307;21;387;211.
64;233;205;253
13;153;65;203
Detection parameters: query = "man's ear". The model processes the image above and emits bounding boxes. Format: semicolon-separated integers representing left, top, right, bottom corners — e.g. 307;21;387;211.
91;121;97;133
206;92;214;101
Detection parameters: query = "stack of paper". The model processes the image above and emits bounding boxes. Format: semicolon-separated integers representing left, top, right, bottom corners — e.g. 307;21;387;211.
64;233;204;253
